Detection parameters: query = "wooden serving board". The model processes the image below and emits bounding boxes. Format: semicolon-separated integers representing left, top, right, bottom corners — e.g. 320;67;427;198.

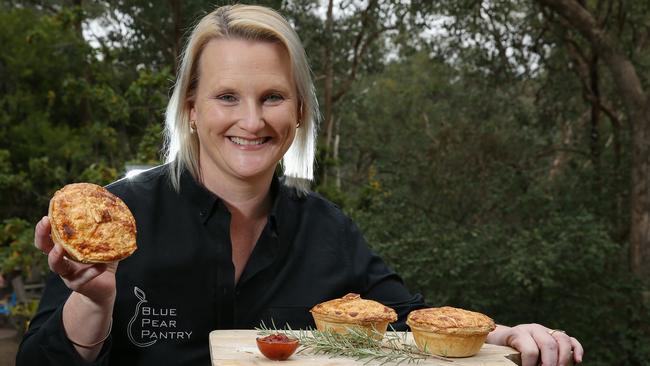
209;330;521;366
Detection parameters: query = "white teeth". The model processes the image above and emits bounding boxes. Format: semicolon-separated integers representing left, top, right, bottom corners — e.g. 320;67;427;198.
230;137;266;146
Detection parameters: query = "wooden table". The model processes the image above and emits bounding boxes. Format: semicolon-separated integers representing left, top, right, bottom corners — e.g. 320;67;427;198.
210;330;521;365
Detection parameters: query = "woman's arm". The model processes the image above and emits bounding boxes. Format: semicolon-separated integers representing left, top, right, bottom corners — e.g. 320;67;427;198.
62;280;115;360
16;217;116;365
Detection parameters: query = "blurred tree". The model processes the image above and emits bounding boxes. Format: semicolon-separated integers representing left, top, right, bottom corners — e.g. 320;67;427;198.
94;0;283;74
341;48;649;365
318;0;408;187
535;0;650;286
0;3;170;217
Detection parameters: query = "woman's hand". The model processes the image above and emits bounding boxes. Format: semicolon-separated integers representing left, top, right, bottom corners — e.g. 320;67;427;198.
488;323;583;366
35;216;117;305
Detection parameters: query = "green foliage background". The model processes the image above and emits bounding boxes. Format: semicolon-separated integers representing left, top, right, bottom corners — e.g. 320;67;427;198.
0;1;648;365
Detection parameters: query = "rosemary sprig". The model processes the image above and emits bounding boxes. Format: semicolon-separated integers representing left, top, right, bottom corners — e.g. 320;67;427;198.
256;321;450;365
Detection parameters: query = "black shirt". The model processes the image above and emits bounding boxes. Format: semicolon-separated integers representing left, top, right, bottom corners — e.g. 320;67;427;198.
17;165;425;366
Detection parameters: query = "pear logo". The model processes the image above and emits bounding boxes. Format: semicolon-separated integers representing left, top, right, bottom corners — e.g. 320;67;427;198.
126;286;192;347
127;287;157;347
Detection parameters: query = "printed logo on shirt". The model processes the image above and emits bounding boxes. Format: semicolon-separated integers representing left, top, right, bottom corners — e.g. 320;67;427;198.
127;287;193;347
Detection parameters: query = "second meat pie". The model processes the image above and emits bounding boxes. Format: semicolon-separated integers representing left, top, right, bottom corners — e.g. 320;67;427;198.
406;306;496;357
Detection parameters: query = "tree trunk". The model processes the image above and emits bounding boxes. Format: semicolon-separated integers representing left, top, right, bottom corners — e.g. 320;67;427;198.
630;116;650;282
588;53;601;196
322;0;335;185
169;0;182;75
72;0;83;37
11;276;27;304
536;0;650;281
334;131;341;189
320;0;383;186
549;111;588;181
71;0;90;126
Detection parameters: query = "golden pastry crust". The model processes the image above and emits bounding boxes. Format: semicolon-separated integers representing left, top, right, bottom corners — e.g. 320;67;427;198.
310;293;397;339
407;307;495;357
407;307;495;335
49;183;137;264
310;293;397;324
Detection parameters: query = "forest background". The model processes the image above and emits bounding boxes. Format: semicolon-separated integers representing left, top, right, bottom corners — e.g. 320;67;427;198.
1;0;649;365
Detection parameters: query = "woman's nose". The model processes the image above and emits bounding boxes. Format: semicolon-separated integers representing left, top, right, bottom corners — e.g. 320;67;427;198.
238;101;265;132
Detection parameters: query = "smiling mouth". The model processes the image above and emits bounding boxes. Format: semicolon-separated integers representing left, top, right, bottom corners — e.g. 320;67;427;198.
229;136;270;146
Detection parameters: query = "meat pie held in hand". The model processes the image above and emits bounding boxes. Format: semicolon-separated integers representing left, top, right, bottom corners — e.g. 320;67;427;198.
49;183;137;263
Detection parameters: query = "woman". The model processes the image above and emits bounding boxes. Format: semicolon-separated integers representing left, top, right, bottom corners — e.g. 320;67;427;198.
17;5;583;366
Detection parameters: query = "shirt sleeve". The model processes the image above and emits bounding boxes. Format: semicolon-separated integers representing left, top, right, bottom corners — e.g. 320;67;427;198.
16;272;112;366
345;218;427;330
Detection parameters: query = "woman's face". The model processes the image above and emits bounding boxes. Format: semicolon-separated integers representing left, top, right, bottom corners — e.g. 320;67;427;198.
189;38;298;186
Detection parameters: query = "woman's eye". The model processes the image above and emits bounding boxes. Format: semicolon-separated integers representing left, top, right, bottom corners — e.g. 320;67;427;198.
217;94;237;103
264;94;284;103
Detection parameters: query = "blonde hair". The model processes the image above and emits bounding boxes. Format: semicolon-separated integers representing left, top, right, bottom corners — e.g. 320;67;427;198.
163;5;319;193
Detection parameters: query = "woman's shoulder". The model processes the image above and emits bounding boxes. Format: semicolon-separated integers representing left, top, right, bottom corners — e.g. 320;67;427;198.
279;182;351;225
106;164;170;199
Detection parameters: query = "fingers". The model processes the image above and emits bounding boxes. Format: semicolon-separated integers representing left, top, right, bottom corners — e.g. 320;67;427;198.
37;214;115;302
66;264;107;289
34;216;54;253
504;323;583;366
48;244;76;277
552;332;573;366
570;336;584;363
507;328;540;366
531;328;558;366
48;244;108;291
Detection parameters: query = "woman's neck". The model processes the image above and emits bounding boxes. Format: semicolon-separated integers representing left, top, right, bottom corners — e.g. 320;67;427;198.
199;167;273;220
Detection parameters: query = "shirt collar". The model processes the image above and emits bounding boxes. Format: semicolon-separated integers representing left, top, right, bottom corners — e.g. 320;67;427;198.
270;175;306;235
268;175;282;234
178;168;222;224
178;166;291;230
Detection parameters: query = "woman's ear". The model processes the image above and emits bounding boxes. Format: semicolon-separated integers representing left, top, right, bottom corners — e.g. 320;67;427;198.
188;99;197;122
